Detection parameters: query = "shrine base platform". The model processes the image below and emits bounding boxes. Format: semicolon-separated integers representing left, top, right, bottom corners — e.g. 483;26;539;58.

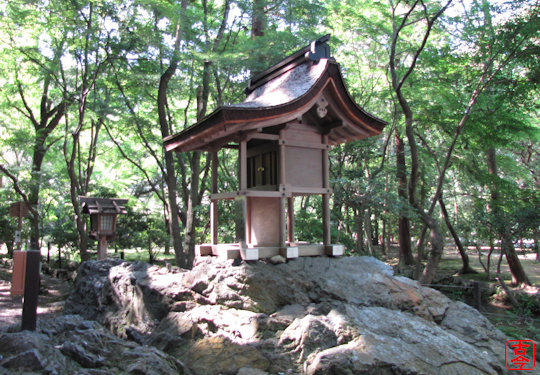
195;243;344;261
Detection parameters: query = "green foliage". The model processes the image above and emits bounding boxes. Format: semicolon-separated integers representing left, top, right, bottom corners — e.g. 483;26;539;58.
0;206;17;255
0;0;537;272
490;292;540;340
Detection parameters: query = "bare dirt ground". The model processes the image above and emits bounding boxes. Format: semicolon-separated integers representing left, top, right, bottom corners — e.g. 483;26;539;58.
447;246;539;286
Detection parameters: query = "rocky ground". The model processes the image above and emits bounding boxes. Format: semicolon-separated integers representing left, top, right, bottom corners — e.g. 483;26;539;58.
1;256;529;375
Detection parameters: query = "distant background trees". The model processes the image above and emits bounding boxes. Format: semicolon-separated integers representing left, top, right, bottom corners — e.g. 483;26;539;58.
0;0;537;283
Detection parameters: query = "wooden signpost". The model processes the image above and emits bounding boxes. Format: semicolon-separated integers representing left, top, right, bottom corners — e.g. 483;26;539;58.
9;201;29;251
10;201;31;298
9;201;40;331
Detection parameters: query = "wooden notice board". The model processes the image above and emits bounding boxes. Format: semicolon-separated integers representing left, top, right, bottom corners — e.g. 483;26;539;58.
9;201;30;218
11;251;27;296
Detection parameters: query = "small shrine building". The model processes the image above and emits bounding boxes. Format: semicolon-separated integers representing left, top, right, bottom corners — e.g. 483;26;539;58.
163;35;386;260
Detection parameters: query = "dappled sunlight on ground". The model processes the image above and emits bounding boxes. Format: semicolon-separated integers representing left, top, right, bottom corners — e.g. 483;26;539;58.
0;262;71;329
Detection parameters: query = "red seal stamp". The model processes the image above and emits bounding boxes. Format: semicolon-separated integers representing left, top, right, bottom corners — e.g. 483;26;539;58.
506;340;536;371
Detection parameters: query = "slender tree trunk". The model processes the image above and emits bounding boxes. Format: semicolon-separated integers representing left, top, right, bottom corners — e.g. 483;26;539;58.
157;4;188;268
388;0;452;280
534;228;539;262
439;195;476;274
252;0;265;38
28;139;46;250
364;209;374;256
395;131;414;265
183;148;201;267
486;148;530;285
381;220;389;256
418;213;445;284
355;207;364;254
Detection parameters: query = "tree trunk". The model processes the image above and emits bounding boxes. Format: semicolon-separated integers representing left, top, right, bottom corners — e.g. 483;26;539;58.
183;150;201;267
157;1;188;268
419;213;445;285
363;209;374;256
355;208;364;254
28;134;48;250
6;241;14;259
252;0;265;38
439;195;476;274
486;148;530;285
395;131;414;265
381;219;389;256
534;227;539;262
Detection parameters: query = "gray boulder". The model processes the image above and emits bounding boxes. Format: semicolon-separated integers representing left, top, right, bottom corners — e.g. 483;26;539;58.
0;314;187;375
59;256;512;375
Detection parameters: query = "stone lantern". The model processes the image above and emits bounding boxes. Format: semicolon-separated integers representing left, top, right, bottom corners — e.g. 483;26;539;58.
80;196;127;259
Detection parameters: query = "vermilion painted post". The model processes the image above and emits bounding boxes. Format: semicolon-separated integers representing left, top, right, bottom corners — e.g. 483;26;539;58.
21;250;40;331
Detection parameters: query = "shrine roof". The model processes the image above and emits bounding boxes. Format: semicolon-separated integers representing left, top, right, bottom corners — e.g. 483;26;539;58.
80;197;128;215
163;35;387;152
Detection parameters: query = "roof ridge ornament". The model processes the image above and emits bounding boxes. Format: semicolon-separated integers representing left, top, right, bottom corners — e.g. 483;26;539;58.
306;36;331;63
245;34;332;95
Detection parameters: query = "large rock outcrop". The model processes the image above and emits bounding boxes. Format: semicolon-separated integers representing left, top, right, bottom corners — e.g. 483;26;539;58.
45;257;511;374
0;314;187;374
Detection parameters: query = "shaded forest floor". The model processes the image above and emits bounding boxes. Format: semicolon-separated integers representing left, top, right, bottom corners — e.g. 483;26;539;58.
380;244;539;340
0;245;538;340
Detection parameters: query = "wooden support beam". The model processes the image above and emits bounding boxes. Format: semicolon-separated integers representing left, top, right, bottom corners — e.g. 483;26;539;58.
288;197;295;243
245;132;280;142
98;236;108;260
279;137;286;186
246;197;252;245
210;200;218;245
211;151;218;244
322;134;331;246
234;196;248;246
297;244;326;257
290;187;331;195
279;197;287;248
239;140;247;191
280;139;329;150
279;129;288;248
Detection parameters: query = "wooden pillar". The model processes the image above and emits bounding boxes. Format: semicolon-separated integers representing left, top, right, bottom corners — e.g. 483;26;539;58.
98;236;108;260
210;150;218;245
288;197;295;243
322;135;331;246
238;140;249;246
239;140;247;191
279;136;287;247
234;196;248;246
21;250;40;331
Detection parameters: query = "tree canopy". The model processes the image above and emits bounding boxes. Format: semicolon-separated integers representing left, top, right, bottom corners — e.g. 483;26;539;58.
0;0;538;283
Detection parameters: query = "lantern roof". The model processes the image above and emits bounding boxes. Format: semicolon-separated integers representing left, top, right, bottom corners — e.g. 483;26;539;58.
79;196;128;215
163;35;386;153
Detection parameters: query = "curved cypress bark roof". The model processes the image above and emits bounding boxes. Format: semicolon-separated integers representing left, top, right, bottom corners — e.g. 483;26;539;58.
164;37;386;152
